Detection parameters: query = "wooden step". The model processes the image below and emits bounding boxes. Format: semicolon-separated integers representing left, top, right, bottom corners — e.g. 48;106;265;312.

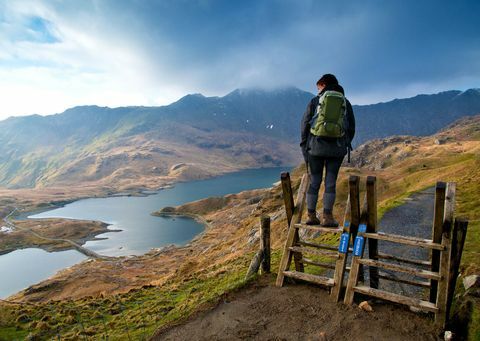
377;252;431;266
300;257;336;269
289;246;339;259
298;240;337;251
357;258;441;280
283;270;335;287
353;285;438;313
295;223;343;234
363;232;444;250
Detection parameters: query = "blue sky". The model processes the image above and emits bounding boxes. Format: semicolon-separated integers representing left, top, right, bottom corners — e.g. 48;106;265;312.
0;0;479;118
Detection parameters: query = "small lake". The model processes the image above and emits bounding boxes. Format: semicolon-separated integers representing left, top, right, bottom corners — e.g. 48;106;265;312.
0;166;290;298
0;249;86;298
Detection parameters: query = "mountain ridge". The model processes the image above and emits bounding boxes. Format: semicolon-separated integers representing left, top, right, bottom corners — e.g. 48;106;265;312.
0;86;479;188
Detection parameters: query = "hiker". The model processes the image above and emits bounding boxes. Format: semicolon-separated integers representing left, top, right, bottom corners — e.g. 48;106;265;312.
300;74;355;226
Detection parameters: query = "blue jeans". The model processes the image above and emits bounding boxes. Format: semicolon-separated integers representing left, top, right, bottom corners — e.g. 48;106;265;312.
306;155;343;214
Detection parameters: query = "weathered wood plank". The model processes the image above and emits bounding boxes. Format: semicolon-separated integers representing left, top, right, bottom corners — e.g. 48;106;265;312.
435;182;456;328
353;286;438;313
276;173;309;287
344;257;361;305
430;181;446;302
281;172;295;224
349;176;361;238
377;252;431;266
343;176;362;305
283;270;335;287
363;232;444;250
289;246;339;259
358;192;369;283
366;176;379;289
357;258;441;280
260;215;271;274
331;194;351;302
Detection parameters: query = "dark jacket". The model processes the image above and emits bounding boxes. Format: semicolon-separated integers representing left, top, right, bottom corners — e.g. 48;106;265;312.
300;84;355;159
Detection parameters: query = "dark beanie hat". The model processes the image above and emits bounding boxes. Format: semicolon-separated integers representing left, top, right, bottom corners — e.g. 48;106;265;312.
317;74;339;86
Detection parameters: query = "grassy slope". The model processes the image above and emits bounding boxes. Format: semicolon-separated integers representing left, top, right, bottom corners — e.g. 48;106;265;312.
1;116;479;340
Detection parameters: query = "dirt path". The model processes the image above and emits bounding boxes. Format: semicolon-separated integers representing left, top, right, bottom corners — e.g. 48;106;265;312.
154;275;439;341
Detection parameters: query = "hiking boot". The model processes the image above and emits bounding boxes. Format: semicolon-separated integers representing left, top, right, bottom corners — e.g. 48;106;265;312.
306;211;320;225
321;212;339;227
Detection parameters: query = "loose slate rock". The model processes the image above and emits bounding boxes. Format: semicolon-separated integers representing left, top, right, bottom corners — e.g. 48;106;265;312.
463;275;480;291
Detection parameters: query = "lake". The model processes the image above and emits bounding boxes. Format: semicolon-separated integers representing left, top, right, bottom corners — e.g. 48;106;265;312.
0;166;290;298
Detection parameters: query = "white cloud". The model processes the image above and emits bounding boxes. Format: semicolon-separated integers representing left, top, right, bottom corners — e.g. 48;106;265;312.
0;1;188;119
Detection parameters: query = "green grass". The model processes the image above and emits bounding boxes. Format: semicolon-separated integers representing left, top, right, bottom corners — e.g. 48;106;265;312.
0;254;255;340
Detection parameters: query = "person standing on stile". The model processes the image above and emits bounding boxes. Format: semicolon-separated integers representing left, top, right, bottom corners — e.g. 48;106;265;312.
300;74;356;226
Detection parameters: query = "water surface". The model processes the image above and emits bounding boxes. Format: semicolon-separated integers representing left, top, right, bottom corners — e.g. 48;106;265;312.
0;248;86;298
29;167;288;256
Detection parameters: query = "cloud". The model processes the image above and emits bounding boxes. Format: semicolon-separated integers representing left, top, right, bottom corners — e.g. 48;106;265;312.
0;0;479;119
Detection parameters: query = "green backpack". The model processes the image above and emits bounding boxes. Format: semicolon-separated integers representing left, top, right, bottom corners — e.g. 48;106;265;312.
310;90;346;138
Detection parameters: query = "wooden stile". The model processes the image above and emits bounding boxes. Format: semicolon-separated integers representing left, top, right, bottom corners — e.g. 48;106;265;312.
275;173;467;331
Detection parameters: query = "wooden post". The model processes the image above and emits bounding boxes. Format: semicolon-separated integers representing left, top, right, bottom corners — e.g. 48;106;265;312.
435;182;456;328
358;192;368;283
276;173;309;287
281;172;295;224
280;172;304;272
260;215;271;274
446;217;468;322
366;176;379;289
430;181;447;303
331;194;351;302
349;176;361;239
343;175;362;305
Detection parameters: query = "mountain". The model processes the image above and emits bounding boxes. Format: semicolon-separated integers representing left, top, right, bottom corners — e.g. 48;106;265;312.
353;88;480;144
0;87;479;189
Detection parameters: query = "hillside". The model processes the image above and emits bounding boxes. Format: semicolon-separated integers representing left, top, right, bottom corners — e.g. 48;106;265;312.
0;87;479;189
0;114;479;339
